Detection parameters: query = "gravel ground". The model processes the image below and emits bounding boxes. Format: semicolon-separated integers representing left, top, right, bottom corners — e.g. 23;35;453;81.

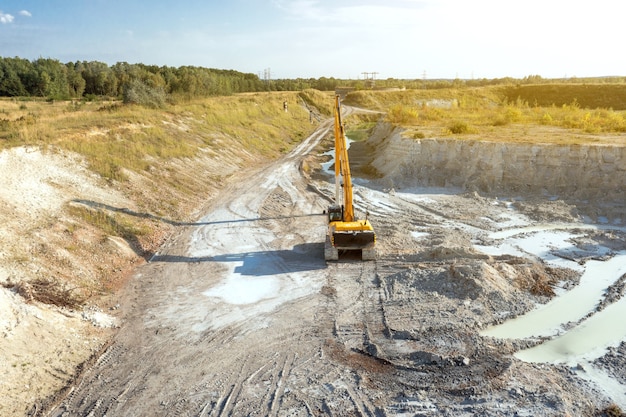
1;108;625;416
35;118;626;416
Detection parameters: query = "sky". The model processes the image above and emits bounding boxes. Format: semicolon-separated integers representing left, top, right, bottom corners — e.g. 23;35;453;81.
0;0;623;80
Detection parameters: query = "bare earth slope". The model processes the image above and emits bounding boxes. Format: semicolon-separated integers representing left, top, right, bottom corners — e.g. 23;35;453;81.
0;147;134;416
37;117;626;416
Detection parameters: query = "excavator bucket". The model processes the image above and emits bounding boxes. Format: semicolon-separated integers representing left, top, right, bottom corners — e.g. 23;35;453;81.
325;220;376;261
332;230;376;249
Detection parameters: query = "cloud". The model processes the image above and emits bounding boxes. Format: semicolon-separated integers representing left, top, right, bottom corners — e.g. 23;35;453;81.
0;11;15;24
19;10;32;17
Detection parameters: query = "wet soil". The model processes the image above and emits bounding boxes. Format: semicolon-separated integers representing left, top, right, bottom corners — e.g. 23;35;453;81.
35;117;626;416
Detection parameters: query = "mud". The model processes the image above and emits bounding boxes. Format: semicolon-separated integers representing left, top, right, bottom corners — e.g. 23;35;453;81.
23;114;626;416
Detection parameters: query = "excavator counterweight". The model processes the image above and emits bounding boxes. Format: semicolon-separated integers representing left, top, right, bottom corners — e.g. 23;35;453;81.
324;95;376;261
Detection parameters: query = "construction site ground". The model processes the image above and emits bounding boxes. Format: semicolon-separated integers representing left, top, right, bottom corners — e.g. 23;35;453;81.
2;107;626;416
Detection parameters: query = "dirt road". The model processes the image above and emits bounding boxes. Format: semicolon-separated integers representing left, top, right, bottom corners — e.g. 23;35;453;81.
43;116;625;416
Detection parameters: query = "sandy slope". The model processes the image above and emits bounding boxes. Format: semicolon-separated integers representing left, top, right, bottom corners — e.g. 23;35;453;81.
0;147;134;416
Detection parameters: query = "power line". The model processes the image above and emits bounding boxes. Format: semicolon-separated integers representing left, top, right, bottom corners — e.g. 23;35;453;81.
361;72;378;88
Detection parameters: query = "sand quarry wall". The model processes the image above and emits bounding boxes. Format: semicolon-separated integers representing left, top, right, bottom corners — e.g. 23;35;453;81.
356;123;626;208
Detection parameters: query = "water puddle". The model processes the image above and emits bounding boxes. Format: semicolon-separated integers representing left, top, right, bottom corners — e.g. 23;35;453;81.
478;221;626;408
411;231;429;240
203;274;280;305
488;223;596;240
482;252;626;339
476;226;610;271
321;137;354;173
514;285;626;363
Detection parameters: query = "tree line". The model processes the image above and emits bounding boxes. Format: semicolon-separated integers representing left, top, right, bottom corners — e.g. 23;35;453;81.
0;57;269;102
1;56;625;104
0;57;360;103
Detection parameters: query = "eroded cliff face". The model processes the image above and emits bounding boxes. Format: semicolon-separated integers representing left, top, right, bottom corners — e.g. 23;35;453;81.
350;123;626;219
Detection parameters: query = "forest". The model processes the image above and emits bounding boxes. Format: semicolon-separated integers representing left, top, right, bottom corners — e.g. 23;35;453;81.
1;56;626;107
0;57;371;102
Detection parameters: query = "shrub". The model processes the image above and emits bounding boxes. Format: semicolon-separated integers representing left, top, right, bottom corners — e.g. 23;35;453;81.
123;79;167;108
599;403;625;417
1;278;86;308
448;121;471;134
387;104;419;124
541;112;553;124
419;106;444;121
493;106;524;126
505;106;522;122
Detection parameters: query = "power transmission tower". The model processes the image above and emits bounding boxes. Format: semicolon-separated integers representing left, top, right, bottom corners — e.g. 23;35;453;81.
263;68;271;91
361;72;378;89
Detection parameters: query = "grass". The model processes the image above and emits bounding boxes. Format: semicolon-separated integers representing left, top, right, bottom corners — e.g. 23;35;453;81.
68;205;150;241
502;84;626;110
344;86;626;146
345;115;378;141
299;88;335;116
0;92;321;181
0;92;326;308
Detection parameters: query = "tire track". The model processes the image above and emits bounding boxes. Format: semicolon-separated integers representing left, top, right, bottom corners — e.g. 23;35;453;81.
268;351;296;417
47;342;126;417
345;382;377;417
44;116;389;417
210;355;249;417
312;260;391;415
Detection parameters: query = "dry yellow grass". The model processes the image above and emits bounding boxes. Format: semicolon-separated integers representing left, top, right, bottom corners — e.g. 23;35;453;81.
0;92;318;181
0;93;323;256
345;88;626;146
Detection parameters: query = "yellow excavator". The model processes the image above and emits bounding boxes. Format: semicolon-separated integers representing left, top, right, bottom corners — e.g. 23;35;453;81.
324;95;376;261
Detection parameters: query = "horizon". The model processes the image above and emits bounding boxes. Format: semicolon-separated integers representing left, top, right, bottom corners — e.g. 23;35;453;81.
1;55;624;82
1;1;624;80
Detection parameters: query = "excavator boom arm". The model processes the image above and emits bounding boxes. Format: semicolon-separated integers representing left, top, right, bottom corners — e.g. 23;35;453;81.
325;95;376;261
333;95;354;222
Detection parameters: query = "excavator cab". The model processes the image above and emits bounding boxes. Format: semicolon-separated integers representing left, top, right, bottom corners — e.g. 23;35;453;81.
327;205;343;222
